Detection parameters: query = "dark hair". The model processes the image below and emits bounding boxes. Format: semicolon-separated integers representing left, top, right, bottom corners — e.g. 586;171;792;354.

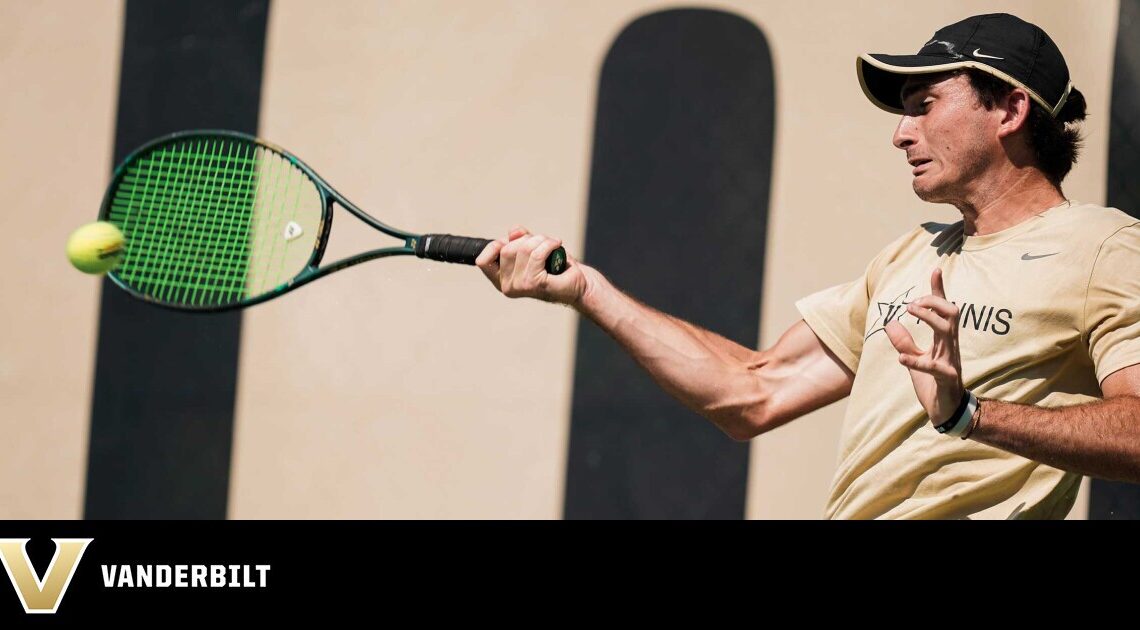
961;69;1087;184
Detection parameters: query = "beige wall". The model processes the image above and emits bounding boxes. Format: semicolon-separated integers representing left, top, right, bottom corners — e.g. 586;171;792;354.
0;0;1118;519
0;0;123;518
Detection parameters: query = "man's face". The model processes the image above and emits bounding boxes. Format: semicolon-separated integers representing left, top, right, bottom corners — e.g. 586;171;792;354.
893;73;1002;203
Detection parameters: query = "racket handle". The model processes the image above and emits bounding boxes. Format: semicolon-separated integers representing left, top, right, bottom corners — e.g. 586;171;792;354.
415;234;568;275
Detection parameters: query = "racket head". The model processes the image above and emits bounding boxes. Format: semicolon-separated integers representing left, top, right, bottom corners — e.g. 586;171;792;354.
98;130;332;311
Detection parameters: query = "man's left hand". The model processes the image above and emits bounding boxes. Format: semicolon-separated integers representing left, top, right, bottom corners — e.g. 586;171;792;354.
885;268;966;426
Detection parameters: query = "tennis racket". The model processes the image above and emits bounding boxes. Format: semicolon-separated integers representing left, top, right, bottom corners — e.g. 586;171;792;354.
96;129;567;312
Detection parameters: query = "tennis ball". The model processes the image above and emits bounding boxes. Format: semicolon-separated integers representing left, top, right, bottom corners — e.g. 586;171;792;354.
67;221;125;274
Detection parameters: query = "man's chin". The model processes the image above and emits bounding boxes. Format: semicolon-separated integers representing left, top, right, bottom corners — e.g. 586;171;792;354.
911;181;945;203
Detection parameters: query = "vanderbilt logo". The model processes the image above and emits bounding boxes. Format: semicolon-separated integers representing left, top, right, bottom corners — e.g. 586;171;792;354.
0;538;92;614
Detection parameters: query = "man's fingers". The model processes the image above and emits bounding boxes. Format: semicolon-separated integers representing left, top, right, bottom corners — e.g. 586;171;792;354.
476;239;504;268
511;235;548;284
931;267;947;299
525;236;564;277
509;225;531;242
907;302;954;336
475;239;505;285
499;238;520;283
885;321;923;356
504;234;545;263
897;353;958;379
897;353;940;374
910;295;959;321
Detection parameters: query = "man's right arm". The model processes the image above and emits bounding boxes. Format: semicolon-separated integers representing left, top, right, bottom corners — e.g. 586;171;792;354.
477;228;856;440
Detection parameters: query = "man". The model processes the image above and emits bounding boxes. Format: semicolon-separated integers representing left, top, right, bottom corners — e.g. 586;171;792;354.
476;13;1140;519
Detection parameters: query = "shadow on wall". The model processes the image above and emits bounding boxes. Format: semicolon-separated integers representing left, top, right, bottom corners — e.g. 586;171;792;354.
564;8;775;520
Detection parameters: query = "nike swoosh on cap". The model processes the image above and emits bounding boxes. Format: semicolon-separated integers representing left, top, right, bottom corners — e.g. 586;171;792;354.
972;48;1005;60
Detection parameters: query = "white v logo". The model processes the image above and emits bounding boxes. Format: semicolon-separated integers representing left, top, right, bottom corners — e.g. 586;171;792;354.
972;48;1005;60
0;539;92;614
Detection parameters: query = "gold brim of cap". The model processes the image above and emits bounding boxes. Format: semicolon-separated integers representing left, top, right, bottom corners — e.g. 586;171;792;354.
856;53;1073;117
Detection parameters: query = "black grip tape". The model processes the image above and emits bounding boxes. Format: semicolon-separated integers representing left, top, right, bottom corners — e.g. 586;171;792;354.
416;234;569;275
415;234;491;265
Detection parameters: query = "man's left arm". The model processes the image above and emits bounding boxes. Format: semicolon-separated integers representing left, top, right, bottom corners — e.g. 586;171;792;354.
966;367;1140;482
886;266;1140;483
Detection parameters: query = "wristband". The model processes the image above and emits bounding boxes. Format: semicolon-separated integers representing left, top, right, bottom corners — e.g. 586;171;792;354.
935;390;978;437
960;397;982;440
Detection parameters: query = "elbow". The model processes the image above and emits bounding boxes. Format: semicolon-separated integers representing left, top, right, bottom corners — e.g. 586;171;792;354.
702;360;777;442
707;398;773;442
725;410;770;439
723;423;761;443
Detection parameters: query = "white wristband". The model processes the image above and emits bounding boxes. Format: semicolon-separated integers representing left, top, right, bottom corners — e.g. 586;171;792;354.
941;391;979;438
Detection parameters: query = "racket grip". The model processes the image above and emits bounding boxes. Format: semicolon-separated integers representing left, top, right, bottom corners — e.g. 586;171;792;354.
416;234;568;275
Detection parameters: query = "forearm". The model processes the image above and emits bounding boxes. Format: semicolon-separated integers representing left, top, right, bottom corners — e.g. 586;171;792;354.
969;395;1140;482
573;266;768;439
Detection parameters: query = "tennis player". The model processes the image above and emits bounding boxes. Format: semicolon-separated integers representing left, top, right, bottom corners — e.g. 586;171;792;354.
477;13;1140;519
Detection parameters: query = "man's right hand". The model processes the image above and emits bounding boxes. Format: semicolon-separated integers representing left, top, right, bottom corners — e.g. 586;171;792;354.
476;226;592;307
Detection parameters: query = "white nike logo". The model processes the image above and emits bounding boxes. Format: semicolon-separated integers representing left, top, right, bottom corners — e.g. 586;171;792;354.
972;48;1004;60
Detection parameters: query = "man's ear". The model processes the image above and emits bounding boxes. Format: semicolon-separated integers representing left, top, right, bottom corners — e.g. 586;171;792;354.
996;89;1032;138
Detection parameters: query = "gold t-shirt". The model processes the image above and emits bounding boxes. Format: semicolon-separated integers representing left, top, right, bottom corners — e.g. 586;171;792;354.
796;201;1140;519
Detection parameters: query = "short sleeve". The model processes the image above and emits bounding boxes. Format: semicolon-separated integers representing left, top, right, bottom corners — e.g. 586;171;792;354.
794;227;926;373
796;274;872;373
1085;223;1140;384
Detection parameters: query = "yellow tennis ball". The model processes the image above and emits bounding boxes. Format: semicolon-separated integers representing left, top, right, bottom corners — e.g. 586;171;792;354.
67;221;125;274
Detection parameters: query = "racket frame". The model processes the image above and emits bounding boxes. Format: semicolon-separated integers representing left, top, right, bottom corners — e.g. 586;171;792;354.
99;129;423;312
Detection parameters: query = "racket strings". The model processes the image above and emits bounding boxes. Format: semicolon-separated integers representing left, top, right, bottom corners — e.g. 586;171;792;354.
107;137;322;307
110;139;257;304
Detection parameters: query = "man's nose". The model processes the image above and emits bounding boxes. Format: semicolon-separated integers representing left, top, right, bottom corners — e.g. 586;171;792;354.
893;116;917;150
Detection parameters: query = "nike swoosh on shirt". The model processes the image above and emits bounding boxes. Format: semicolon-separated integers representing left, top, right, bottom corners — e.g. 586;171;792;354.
1021;252;1060;260
972;48;1005;60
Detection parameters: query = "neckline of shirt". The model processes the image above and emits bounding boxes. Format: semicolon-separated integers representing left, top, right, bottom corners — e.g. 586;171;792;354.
958;199;1074;252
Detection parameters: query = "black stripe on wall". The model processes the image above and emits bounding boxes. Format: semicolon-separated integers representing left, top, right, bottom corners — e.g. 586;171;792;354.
1090;0;1140;520
564;9;775;519
84;0;270;519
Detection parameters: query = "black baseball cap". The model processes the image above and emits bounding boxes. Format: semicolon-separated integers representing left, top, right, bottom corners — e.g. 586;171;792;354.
857;13;1074;117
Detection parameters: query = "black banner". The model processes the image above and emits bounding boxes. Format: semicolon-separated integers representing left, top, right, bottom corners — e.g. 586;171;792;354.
0;521;1126;622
